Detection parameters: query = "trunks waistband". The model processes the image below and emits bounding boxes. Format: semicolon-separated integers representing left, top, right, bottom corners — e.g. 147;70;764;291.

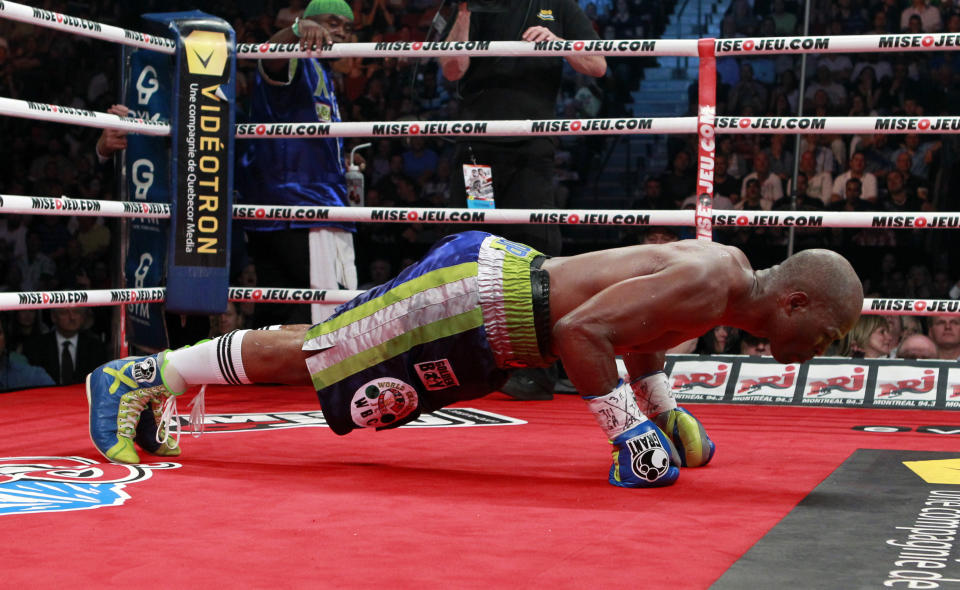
530;255;555;364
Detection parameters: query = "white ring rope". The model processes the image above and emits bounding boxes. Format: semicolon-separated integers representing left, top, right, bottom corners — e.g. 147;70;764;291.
0;286;954;317
237;34;960;58
4;95;960;138
233;116;960;137
0;0;176;53
3;194;957;230
0;194;169;218
0;97;170;135
3;0;960;59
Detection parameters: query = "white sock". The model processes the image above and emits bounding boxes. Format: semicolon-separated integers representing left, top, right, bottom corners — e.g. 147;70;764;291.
165;330;252;388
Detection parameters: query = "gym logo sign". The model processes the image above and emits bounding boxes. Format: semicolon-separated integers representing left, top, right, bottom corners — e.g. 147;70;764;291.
0;457;179;516
183;30;228;76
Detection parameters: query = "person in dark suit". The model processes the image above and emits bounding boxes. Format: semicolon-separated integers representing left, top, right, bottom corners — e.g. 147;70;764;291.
23;308;106;385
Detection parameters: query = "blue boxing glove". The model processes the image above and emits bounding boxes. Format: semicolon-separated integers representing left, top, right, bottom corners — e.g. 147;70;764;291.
653;406;715;468
585;380;680;488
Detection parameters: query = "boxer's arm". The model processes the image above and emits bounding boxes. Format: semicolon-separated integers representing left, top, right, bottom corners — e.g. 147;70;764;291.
553;264;715;397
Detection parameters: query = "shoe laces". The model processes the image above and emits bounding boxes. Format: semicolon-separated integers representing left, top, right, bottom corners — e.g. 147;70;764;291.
118;393;149;438
188;385;206;436
155;385;207;447
155;392;181;448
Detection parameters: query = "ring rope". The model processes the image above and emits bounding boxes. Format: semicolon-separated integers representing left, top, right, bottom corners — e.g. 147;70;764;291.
0;97;169;135
3;0;960;59
0;0;176;53
3;194;958;230
236;34;960;58
0;286;954;317
2;95;959;138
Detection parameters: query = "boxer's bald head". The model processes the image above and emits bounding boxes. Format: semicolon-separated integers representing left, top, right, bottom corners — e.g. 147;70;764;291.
762;249;863;363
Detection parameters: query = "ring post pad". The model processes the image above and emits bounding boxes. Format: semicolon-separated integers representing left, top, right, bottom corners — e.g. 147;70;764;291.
147;11;236;314
122;34;173;349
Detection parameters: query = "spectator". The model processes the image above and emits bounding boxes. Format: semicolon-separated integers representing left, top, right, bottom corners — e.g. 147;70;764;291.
886;315;903;355
774;171;826;212
790;150;833;205
900;0;942;32
696;326;738;355
929;315;960;360
804;65;847;112
712;154;741;204
897;333;939;360
880;170;923;212
762;135;793;182
844;315;893;358
422;157;452;206
236;0;360;326
832;152;878;203
0;215;27;262
75;216;111;263
902;315;924;339
739;151;782;210
735;178;764;210
659;150;696;209
893;150;928;198
359;257;393;289
933;270;953;299
276;0;306;30
667;336;698;354
740;332;771;356
234;261;258;320
401;136;439;187
0;318;54;391
892;134;941;183
798;134;838;174
728;63;768;114
15;231;57;292
640;226;679;245
4;310;47;355
22;308;106;385
770;0;796;34
210;302;246;338
854;134;895;178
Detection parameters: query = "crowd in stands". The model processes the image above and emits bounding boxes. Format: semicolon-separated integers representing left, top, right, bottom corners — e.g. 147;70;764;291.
0;0;959;390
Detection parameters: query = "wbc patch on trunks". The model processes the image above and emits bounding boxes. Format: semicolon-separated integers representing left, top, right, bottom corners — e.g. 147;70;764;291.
351;377;419;429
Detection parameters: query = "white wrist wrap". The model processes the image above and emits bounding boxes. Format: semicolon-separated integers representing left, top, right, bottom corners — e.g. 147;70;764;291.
584;380;648;440
630;371;677;417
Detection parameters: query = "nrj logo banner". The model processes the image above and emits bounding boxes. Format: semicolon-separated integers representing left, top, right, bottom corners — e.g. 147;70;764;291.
0;456;179;516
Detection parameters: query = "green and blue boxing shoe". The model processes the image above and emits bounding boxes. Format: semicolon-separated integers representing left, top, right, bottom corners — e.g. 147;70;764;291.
86;352;184;464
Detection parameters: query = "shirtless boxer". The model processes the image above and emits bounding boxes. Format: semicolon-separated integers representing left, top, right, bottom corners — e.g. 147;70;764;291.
87;231;863;488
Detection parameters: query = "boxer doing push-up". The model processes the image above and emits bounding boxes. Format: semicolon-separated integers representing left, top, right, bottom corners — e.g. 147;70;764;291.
87;231;863;488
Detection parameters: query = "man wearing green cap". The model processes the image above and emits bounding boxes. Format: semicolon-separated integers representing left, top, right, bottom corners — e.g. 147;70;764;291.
236;0;360;329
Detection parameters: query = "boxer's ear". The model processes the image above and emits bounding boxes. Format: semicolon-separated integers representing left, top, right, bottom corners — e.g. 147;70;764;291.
783;291;809;315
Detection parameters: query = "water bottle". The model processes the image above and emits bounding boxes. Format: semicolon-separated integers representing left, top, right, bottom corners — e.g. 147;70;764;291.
345;142;370;206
